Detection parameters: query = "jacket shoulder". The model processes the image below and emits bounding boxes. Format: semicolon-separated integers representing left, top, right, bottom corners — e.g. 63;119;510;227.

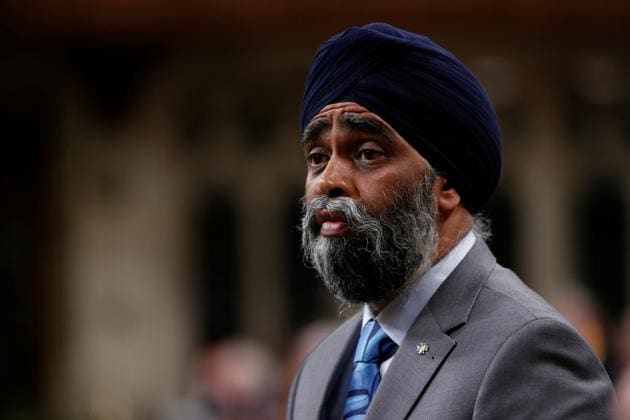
468;265;614;419
478;264;571;327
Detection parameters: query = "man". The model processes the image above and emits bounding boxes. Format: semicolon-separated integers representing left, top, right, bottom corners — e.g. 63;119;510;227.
287;23;614;419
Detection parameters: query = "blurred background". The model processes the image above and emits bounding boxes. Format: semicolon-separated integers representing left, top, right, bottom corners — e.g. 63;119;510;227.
1;0;629;419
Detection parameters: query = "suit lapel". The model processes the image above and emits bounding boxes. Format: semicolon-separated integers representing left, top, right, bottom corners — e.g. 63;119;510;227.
292;313;361;419
366;239;497;419
366;309;456;419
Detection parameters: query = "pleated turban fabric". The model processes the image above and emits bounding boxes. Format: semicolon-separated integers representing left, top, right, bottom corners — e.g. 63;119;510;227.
300;23;502;213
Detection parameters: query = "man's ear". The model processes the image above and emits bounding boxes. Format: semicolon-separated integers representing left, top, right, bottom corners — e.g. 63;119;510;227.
433;177;461;213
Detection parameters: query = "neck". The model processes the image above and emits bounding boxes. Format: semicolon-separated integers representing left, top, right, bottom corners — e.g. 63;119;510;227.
368;301;387;315
433;206;473;264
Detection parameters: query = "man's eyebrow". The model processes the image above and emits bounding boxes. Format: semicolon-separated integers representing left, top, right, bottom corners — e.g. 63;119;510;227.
341;113;387;136
301;118;331;144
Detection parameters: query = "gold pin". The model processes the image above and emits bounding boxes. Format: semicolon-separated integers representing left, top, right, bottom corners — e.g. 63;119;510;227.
417;342;435;359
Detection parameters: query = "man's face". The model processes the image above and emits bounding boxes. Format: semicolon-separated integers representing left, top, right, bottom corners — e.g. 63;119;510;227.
302;102;430;220
301;102;438;304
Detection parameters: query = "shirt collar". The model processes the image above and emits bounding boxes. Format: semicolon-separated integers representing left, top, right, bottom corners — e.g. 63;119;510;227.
362;231;476;345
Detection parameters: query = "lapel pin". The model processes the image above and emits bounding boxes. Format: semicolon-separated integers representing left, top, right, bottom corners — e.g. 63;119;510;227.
417;342;435;359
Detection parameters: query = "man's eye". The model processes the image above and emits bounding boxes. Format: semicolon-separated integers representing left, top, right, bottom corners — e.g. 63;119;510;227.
357;149;384;161
307;153;328;166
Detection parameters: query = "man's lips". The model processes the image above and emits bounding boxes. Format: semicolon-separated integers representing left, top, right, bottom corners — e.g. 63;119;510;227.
314;210;348;237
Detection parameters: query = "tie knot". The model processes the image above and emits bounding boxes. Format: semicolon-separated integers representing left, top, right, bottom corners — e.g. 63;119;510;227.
354;319;398;364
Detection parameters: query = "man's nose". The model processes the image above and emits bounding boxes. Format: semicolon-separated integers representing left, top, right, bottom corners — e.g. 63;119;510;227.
317;155;356;198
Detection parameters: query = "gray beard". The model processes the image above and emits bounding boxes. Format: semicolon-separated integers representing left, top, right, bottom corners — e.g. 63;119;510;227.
300;172;437;305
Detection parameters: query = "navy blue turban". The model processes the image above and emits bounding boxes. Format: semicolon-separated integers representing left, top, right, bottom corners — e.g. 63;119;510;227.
300;23;502;213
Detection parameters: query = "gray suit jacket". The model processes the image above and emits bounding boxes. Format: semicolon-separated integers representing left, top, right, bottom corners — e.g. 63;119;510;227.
287;240;614;419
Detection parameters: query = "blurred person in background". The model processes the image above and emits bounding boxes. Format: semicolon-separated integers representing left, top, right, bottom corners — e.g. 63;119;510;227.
287;23;614;419
549;287;608;362
161;336;280;420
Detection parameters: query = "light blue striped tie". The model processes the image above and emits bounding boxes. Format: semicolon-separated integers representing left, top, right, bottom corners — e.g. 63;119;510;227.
343;319;398;419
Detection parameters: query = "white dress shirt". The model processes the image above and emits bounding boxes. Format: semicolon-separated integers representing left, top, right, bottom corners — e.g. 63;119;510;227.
361;231;476;376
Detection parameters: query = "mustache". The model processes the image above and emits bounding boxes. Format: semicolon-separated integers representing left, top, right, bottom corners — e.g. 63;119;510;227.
302;196;372;232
